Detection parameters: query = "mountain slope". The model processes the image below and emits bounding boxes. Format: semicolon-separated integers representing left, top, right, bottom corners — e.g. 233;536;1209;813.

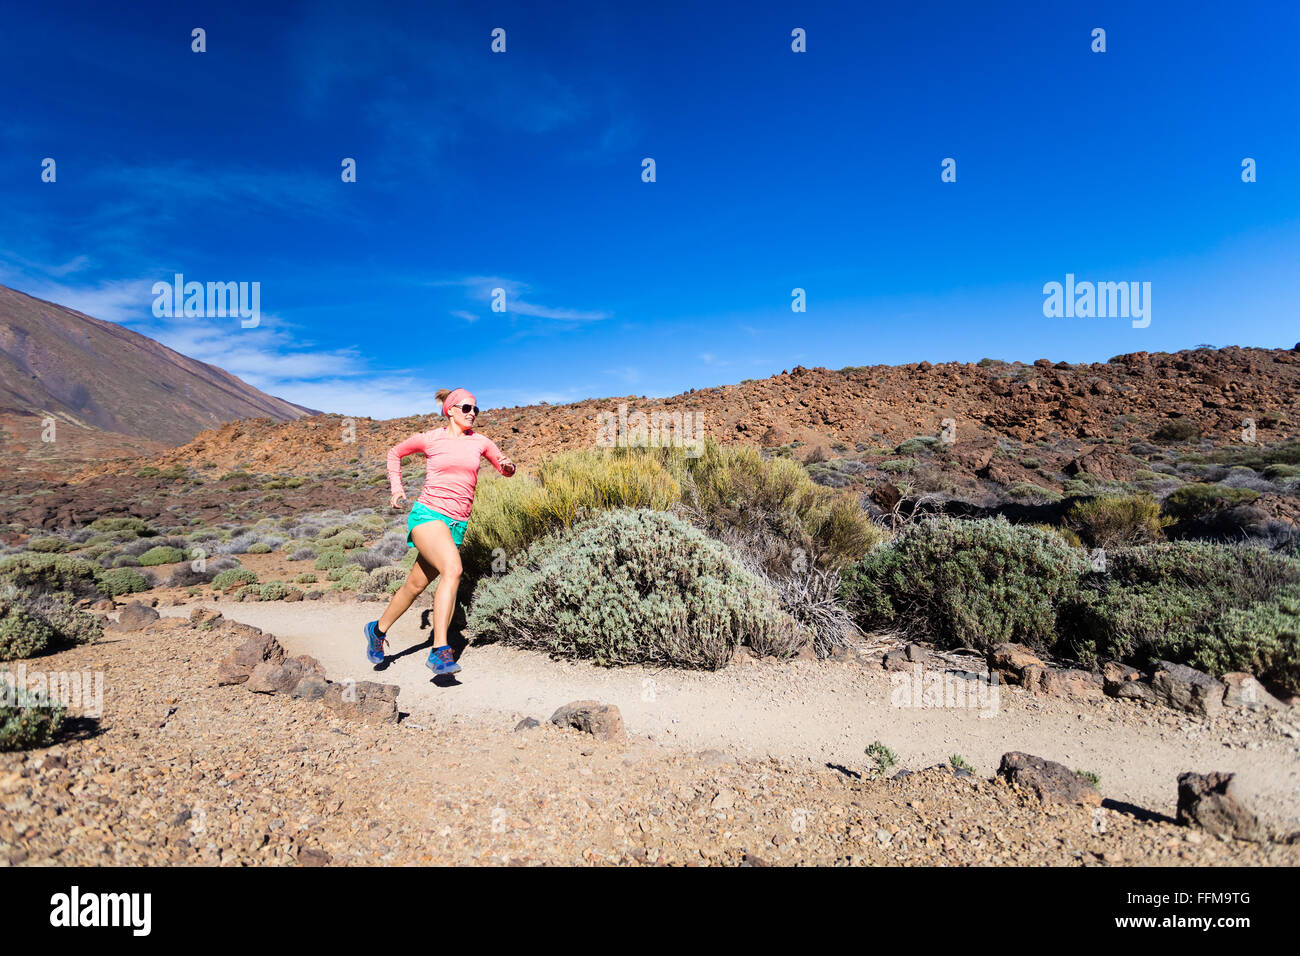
0;283;320;475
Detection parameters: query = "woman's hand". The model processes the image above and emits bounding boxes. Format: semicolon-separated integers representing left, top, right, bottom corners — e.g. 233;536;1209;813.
391;493;407;509
499;456;516;477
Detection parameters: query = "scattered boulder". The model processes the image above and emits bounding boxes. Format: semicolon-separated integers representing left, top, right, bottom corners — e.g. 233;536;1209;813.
997;752;1102;807
1027;667;1104;700
1221;672;1285;712
216;633;286;686
1151;661;1224;718
298;847;331;866
290;676;329;701
323;680;400;724
1102;661;1147;696
1176;771;1264;842
189;607;222;627
987;643;1045;685
514;717;540;732
246;655;325;695
116;602;159;630
549;700;625;741
884;643;931;671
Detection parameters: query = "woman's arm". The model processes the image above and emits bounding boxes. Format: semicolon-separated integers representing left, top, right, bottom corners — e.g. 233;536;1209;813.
387;432;427;502
482;437;516;477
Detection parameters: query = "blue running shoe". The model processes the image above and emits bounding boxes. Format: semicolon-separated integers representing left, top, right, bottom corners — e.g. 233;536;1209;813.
426;645;462;675
364;620;388;664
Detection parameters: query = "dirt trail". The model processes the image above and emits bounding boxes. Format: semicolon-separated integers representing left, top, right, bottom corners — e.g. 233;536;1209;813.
157;599;1300;834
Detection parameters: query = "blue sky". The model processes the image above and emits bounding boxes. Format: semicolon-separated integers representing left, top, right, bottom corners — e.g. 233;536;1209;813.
2;0;1297;418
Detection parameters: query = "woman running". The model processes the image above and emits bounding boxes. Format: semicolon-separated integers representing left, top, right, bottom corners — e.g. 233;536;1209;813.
363;387;515;675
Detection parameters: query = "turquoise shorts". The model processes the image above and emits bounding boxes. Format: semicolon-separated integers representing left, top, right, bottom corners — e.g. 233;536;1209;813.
407;502;468;548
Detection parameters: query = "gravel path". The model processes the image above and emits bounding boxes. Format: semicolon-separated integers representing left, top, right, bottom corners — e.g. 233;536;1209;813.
154;598;1300;835
3;605;1298;866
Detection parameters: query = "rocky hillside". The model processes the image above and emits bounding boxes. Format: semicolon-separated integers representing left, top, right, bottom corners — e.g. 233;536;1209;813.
0;283;319;477
70;345;1300;482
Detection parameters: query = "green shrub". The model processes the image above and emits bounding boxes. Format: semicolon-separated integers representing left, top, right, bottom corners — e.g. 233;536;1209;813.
259;581;290;601
0;599;58;660
364;566;406;594
878;458;916;474
1063;542;1300;693
212;568;258;591
1028;523;1084;549
1162;484;1260;521
328;567;366;591
1264;464;1300;480
138;546;186;566
112;555;141;568
865;741;898;778
0;686;66;751
896;437;937;456
1064;494;1168;549
840;516;1089;654
314;550;347;570
247;542;272;554
462;442;884;582
89;517;154;536
316;530;364;550
294;572;318;584
26;537;69;553
467;509;807;668
1006;482;1062;502
96;567;149;597
0;553;103;601
1152;419;1200;443
135;466;161;478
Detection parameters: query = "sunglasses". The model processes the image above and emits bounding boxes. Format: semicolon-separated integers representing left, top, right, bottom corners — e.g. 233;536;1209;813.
450;403;479;416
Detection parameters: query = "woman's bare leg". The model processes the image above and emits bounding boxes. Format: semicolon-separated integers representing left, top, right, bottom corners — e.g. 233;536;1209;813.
408;521;462;648
377;549;434;635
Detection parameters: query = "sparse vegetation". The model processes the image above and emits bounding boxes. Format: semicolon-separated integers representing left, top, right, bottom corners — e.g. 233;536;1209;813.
865;740;898;778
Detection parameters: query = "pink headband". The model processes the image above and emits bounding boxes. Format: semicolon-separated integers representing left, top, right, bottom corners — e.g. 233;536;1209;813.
443;388;475;416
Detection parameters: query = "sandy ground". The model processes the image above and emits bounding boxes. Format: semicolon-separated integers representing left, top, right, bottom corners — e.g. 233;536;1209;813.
151;598;1300;835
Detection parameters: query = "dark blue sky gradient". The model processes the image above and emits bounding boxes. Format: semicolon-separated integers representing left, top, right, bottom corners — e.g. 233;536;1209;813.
1;0;1296;417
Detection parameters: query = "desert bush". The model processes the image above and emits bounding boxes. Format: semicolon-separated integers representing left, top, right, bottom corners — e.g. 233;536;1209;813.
878;458;916;474
363;566;406;594
314;551;347;570
316;530;364;551
0;554;103;602
1064;494;1168;549
328;567;366;590
111;555;141;568
98;567;150;596
214;534;258;555
840;516;1088;654
1028;523;1084;549
247;542;272;554
294;572;318;584
89;517;154;536
26;537;69;553
467;509;807;668
0;598;58;660
0;686;66;751
345;550;387;571
211;568;258;591
896;436;938;456
1152;419;1200;443
1162;484;1260;521
1063;542;1300;693
259;581;290;601
289;547;317;561
1264;464;1300;480
138;546;186;566
166;563;216;587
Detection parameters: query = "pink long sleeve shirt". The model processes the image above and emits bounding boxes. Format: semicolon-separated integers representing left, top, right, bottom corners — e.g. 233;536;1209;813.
386;427;510;521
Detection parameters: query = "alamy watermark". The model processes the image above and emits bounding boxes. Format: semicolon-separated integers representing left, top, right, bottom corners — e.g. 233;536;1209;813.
594;402;704;457
890;663;1000;718
1;665;104;718
152;273;260;327
1042;274;1150;328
